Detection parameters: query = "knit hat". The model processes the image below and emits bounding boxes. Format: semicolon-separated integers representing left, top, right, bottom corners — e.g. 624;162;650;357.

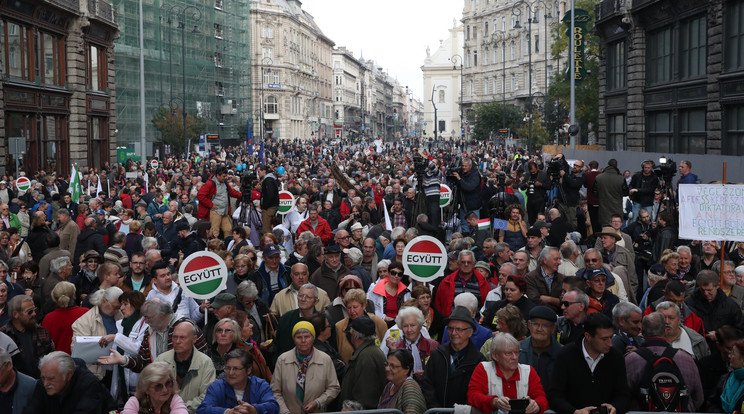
292;321;316;338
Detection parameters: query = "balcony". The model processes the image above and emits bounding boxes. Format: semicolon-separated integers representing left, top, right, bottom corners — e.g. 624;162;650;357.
596;0;625;23
45;0;80;15
87;0;117;26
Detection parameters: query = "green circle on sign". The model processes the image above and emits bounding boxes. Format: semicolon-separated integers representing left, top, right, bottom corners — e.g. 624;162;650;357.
402;236;448;282
178;251;228;300
439;184;452;208
16;177;31;192
277;191;295;215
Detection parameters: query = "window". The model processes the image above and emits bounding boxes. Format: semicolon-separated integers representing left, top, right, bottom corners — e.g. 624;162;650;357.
679;16;706;79
484;22;489;36
265;96;278;114
215;81;224;96
214;52;222;67
647;27;672;84
89;117;108;169
485;77;489;94
484;47;489;65
473;50;478;66
510;73;516;91
510;41;516;60
678;109;706;154
214;0;222;9
493;44;498;63
502;17;506;32
607;41;626;91
493;77;498;94
262;47;273;59
725;0;744;71
511;16;517;29
646;111;673;152
438;120;445;134
606;114;626;151
438;90;445;103
469;80;473;96
467;25;471;40
263;70;278;85
4;21;64;85
214;23;223;38
88;44;107;91
724;105;744;155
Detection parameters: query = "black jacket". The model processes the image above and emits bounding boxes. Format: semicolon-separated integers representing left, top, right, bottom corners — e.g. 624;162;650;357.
684;288;744;332
549;341;631;414
561;171;585;206
27;225;52;263
458;168;483;211
23;366;117;414
629;171;660;205
74;227;106;265
260;173;279;209
421;341;484;408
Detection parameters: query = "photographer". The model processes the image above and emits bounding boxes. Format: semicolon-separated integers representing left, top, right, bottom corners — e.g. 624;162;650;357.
196;166;242;238
519;161;550;225
422;158;442;225
452;158;482;233
258;164;279;234
628;161;659;223
556;155;584;229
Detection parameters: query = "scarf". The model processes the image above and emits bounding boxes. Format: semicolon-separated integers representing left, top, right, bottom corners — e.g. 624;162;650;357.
82;267;97;283
722;368;744;413
378;381;401;409
295;348;314;402
117;311;141;355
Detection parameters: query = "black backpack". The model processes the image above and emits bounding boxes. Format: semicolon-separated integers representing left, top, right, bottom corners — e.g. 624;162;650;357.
636;346;688;412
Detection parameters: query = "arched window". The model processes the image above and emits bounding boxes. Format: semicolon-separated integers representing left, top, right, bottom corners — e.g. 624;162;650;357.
439;90;445;103
510;41;516;60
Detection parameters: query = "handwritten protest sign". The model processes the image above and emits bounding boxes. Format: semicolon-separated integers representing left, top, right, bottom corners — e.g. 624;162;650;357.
678;184;744;241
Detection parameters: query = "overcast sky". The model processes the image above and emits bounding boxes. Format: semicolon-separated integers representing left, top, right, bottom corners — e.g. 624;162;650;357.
302;0;463;100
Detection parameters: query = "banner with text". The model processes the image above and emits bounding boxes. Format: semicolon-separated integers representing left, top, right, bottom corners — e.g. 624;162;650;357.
679;184;744;241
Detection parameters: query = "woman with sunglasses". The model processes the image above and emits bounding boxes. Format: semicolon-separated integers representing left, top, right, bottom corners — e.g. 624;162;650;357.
122;361;188;413
368;261;411;326
198;347;279;414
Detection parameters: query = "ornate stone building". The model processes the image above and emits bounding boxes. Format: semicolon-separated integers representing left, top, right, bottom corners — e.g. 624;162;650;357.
250;0;334;141
596;0;744;155
0;0;118;175
422;22;464;140
332;47;364;139
460;0;566;140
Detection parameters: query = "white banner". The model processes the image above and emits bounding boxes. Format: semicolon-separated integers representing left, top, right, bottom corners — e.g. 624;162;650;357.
679;184;744;241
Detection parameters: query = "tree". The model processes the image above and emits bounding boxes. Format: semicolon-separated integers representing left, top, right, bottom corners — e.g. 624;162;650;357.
546;0;599;144
151;105;207;153
516;108;550;148
470;101;525;141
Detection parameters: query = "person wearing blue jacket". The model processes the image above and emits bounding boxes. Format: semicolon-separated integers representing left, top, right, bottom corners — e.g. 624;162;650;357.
197;348;279;414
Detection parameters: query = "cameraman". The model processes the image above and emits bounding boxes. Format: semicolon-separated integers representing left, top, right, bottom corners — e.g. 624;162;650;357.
423;158;442;225
555;155;583;229
257;164;279;234
519;161;550;225
628;161;659;224
452;157;482;233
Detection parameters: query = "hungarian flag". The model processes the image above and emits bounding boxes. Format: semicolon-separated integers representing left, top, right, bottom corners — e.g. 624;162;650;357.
478;218;490;230
69;164;82;202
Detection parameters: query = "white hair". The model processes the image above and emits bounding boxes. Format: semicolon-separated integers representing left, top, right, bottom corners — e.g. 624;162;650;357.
454;292;478;315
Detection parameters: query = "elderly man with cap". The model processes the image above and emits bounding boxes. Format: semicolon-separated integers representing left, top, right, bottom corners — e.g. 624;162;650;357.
519;227;544;272
524;246;565;314
134;200;153;227
518;305;562;392
421;305;485;408
248;244;290;305
56;208;79;257
204;292;236;344
175;221;199;259
271;321;340;414
310;244;350;300
577;266;619;319
338;314;387;409
349;222;364;247
597;226;637;299
23;351;117;414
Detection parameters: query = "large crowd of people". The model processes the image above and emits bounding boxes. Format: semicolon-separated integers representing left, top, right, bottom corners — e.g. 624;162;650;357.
0;137;741;414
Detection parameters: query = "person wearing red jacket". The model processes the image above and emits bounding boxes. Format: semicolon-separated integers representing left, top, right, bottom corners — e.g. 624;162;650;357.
196;166;242;239
296;205;332;244
434;250;491;317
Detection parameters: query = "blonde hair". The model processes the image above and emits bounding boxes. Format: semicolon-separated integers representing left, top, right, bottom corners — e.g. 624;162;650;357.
135;362;179;410
51;281;76;308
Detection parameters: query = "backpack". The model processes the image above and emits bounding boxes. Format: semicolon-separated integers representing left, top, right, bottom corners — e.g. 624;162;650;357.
636;346;688;412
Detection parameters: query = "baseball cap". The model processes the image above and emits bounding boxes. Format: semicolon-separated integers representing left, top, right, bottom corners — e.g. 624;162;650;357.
263;244;281;257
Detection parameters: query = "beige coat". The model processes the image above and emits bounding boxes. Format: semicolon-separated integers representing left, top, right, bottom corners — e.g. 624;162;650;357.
269;286;332;318
270;348;340;414
157;347;216;414
71;305;122;379
57;219;80;260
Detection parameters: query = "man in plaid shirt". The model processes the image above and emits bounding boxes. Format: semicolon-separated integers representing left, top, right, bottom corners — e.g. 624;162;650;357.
0;295;55;378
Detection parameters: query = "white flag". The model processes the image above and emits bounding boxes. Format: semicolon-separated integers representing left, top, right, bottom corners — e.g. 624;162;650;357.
382;198;392;231
96;175;103;196
144;173;149;192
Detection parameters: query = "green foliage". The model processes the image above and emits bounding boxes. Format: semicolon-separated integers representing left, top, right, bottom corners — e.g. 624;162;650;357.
515;108;550;148
547;0;599;142
151;105;207;152
470;101;525;141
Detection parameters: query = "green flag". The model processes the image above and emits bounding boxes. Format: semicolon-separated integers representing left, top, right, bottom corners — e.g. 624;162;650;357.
69;164;82;202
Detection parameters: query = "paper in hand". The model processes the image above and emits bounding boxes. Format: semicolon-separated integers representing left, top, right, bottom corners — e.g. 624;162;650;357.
71;336;113;363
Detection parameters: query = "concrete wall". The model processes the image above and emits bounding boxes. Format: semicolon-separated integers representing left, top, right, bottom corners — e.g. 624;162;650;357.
560;149;744;184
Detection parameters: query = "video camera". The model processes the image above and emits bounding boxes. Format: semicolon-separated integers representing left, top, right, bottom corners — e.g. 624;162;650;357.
653;156;676;183
446;156;463;182
547;155;569;183
413;155;428;177
240;166;257;205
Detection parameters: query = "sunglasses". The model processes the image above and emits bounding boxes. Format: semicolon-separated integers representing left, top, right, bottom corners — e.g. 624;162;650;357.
389;270;403;277
560;301;579;307
152;379;174;392
24;307;38;315
585;258;600;263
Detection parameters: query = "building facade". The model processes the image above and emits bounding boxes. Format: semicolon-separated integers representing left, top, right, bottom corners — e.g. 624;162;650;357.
422;23;464;140
596;0;744;155
460;0;566;140
113;0;251;155
0;0;118;175
332;47;364;139
250;0;333;141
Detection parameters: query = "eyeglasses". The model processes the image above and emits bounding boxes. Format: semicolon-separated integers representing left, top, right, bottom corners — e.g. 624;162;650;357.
529;321;554;330
224;366;245;373
386;362;402;369
447;326;473;334
336;235;350;240
216;329;233;334
24;307;37;315
298;294;315;300
585;258;600;263
151;380;174;392
389;270;403;277
561;301;579;307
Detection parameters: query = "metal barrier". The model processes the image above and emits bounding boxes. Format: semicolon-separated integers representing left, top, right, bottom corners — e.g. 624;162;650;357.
424;409;455;414
322;409;404;414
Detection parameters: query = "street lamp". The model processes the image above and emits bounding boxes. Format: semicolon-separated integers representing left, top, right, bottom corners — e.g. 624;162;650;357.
164;4;202;152
450;54;463;146
260;57;272;145
492;32;508;139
